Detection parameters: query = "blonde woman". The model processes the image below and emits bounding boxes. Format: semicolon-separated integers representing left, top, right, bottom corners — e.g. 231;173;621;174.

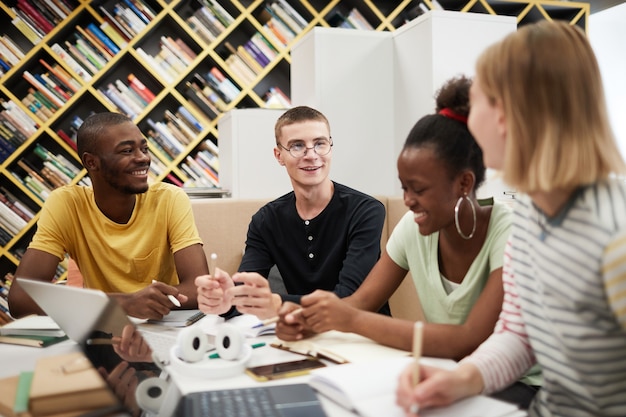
397;21;626;417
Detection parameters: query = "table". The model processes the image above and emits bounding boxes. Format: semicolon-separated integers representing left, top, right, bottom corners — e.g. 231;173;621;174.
1;314;526;417
0;314;355;417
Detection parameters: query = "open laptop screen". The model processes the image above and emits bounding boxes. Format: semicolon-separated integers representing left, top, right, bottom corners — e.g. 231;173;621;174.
17;278;161;417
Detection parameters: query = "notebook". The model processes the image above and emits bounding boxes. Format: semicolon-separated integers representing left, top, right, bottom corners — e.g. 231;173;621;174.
17;278;329;417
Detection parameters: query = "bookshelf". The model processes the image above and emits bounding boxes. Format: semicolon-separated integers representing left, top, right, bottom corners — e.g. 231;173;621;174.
0;0;589;295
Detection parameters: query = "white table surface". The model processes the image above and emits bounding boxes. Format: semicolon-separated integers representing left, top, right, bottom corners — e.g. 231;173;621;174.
1;313;526;417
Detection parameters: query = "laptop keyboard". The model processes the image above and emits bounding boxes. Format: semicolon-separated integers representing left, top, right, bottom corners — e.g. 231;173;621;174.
186;387;281;417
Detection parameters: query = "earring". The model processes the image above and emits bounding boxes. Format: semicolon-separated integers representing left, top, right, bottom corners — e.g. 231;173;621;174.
454;194;476;240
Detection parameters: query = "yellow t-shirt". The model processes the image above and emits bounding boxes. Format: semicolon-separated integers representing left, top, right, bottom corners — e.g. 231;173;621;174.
29;183;202;293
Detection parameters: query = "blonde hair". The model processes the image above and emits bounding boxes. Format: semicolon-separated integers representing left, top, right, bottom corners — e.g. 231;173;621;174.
475;21;625;193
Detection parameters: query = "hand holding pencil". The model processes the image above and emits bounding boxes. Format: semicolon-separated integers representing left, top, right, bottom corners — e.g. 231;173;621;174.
86;324;153;363
195;254;236;316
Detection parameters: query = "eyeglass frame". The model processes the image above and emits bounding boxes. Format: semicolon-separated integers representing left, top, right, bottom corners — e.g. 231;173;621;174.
277;137;333;158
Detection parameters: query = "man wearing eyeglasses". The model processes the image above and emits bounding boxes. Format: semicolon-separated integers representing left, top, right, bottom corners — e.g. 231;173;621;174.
195;106;388;319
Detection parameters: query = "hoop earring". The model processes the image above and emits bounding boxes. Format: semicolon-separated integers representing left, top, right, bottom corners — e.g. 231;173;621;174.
454;194;476;240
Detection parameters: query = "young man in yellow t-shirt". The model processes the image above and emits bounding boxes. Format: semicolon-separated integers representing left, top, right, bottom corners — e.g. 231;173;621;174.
8;112;209;319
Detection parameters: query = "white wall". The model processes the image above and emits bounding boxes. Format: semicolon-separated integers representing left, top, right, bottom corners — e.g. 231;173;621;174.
218;108;292;198
589;3;626;157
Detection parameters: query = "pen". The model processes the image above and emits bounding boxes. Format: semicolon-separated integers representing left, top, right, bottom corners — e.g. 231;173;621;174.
412;321;423;386
209;342;266;359
253;308;303;328
151;279;182;307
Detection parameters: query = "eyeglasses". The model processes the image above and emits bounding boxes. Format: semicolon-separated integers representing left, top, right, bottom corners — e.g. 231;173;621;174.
278;139;333;158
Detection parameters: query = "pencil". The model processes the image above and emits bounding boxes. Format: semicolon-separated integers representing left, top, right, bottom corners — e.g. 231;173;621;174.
86;338;117;345
209;253;217;275
254;307;303;327
412;321;424;386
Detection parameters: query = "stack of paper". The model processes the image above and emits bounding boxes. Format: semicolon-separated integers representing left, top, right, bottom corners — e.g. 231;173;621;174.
0;315;64;337
0;315;68;347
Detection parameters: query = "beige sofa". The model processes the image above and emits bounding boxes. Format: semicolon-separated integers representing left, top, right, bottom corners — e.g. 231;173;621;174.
68;196;424;322
191;196;424;322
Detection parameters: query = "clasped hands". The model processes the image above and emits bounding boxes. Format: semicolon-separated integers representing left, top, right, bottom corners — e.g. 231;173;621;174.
195;268;281;319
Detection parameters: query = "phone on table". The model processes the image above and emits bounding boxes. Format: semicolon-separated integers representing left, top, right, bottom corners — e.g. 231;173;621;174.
245;357;326;381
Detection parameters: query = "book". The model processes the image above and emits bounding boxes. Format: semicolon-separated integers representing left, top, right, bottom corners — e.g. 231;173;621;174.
0;193;31;222
0;374;25;417
0;333;68;347
122;0;150;25
41;0;69;20
57;128;77;151
270;2;303;34
308;356;522;417
16;0;55;34
86;22;121;55
50;43;93;82
15;371;32;415
29;351;118;416
38;59;78;93
23;71;65;108
11;16;41;44
271;330;411;364
64;40;100;75
0;314;65;337
98;5;133;41
277;0;309;29
99;21;128;49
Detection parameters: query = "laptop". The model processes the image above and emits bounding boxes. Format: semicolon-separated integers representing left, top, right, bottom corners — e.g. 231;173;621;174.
17;278;329;417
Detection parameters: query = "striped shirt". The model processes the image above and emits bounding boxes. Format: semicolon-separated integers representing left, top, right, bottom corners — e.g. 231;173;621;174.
463;179;626;417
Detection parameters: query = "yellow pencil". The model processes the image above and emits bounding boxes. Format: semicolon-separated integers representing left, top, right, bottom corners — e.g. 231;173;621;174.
412;321;424;386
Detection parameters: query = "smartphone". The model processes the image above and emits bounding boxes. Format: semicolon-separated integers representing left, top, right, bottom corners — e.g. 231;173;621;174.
245;357;326;381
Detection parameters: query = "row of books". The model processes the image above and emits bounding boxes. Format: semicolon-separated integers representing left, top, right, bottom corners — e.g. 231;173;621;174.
223;42;262;85
9;0;75;44
144;106;207;160
333;8;376;30
183;68;239;121
180;152;219;188
45;0;156;84
9;143;90;203
134;36;198;85
0;186;36;247
97;73;157;119
0;273;13;317
263;86;291;109
95;0;156;42
0;101;39;164
260;0;308;47
20;55;87;116
183;0;236;45
20;20;124;116
0;35;27;75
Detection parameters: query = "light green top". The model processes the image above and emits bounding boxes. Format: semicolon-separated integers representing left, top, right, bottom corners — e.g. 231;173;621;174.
386;201;511;325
